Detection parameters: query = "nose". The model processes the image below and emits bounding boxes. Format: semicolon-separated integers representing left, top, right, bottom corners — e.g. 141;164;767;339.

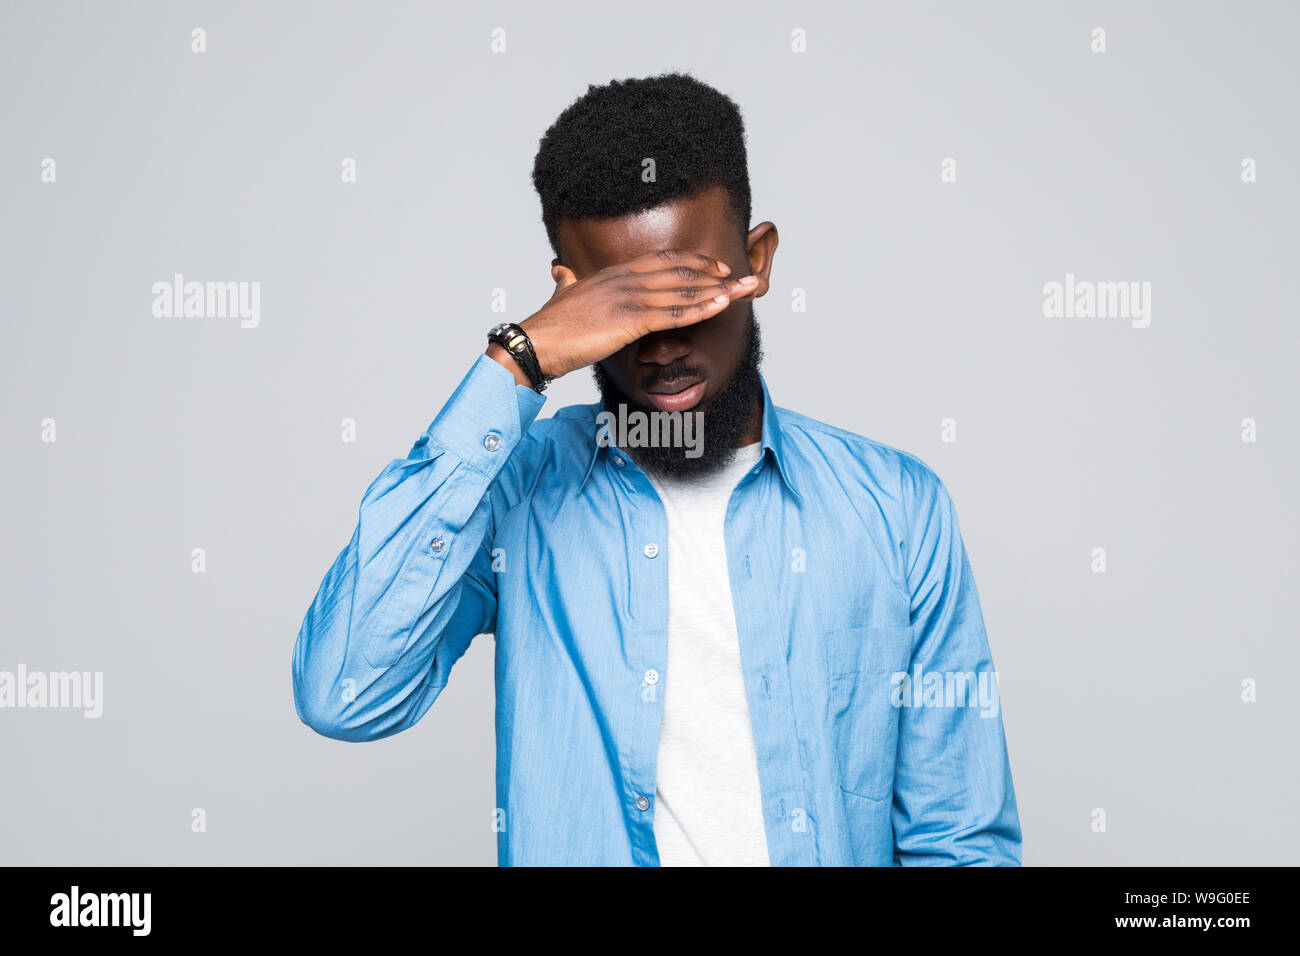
634;329;693;367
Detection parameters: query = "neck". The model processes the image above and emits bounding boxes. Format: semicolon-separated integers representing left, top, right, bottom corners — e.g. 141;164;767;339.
737;397;763;447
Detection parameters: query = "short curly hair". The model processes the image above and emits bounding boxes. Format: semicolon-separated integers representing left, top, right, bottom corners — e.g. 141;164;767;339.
531;72;751;263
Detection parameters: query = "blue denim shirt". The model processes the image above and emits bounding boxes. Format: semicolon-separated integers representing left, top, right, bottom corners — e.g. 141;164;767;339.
292;354;1022;866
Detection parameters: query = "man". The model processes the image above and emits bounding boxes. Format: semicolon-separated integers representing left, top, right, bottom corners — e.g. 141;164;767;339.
292;72;1021;866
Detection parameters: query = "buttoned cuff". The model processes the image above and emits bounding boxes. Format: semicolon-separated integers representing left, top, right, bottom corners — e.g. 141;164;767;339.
425;353;547;477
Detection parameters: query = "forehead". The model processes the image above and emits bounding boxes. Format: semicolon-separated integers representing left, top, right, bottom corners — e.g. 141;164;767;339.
555;183;737;276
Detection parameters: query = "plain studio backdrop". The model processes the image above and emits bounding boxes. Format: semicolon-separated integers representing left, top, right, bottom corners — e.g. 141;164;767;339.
1;0;1296;865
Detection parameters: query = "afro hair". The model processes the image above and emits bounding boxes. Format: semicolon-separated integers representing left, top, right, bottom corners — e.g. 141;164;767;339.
531;72;751;263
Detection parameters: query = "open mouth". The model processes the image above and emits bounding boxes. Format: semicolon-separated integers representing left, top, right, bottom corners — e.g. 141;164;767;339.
643;378;707;413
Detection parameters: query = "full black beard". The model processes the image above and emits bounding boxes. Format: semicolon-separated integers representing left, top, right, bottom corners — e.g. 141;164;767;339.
593;313;764;479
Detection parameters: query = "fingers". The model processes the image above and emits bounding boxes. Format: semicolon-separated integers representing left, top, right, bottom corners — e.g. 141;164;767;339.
635;265;736;291
638;291;734;331
622;248;731;278
636;275;757;307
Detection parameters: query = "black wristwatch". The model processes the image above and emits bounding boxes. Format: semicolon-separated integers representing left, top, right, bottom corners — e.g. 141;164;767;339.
487;322;554;393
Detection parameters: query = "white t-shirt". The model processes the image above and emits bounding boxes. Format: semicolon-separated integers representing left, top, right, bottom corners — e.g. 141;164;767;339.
641;440;771;866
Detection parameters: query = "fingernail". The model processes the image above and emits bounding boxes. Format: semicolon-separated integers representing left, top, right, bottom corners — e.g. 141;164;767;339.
713;294;729;303
739;276;758;286
719;262;731;275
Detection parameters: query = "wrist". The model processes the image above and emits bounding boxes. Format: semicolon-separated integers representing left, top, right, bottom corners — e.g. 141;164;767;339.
487;320;557;392
486;341;534;388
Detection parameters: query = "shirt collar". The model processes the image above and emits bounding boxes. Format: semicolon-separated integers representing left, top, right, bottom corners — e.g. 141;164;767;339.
576;375;803;502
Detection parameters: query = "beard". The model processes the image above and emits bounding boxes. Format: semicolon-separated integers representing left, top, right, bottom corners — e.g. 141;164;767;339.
592;311;764;479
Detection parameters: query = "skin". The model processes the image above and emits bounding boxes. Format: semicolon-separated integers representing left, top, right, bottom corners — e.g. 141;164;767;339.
486;183;780;447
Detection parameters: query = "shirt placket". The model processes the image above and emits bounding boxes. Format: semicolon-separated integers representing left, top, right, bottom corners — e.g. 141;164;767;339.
608;450;671;866
725;461;819;866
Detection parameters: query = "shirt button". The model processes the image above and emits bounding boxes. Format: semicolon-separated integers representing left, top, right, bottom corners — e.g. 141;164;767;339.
613;455;625;467
430;536;446;553
644;669;659;685
635;795;651;811
643;543;659;558
483;432;502;452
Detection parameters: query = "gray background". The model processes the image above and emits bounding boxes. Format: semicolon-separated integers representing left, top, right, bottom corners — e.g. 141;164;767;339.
2;0;1296;865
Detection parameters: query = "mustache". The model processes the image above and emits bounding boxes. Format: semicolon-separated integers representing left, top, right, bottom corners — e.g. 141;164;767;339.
641;364;708;392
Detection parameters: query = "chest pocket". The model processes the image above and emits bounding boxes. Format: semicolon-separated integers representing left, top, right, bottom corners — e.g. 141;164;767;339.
825;624;914;802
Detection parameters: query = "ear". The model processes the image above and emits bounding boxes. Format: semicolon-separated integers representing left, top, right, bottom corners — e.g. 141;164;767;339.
742;222;779;299
551;257;579;291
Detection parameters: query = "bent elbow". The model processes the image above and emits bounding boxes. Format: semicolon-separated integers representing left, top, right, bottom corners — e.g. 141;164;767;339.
292;670;418;743
294;683;360;741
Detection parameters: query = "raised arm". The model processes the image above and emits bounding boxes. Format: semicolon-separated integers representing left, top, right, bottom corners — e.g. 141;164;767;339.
291;355;544;741
293;248;751;742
